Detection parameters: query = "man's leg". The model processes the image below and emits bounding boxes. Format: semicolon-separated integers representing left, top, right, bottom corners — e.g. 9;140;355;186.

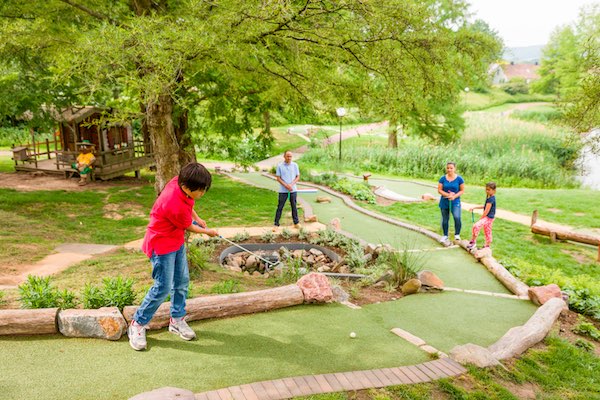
289;192;299;225
273;192;288;226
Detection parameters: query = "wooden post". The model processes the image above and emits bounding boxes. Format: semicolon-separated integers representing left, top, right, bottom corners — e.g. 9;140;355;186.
549;231;557;243
531;210;538;227
597;245;599;263
45;138;50;159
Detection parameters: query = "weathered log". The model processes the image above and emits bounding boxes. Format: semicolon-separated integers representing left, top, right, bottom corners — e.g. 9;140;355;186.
489;297;565;360
123;284;304;330
0;308;59;335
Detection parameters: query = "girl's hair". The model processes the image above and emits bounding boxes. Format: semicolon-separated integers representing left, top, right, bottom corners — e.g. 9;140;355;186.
446;162;456;167
486;182;497;190
178;162;212;192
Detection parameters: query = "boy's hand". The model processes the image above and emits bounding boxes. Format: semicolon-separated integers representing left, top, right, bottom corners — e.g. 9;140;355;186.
195;218;207;228
205;229;218;237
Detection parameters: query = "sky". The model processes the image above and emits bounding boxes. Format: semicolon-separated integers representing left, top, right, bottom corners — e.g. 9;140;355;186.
467;0;598;47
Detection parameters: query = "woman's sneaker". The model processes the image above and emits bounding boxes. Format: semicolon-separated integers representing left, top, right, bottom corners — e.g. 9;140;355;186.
454;234;461;241
439;236;449;244
169;317;196;340
128;320;147;351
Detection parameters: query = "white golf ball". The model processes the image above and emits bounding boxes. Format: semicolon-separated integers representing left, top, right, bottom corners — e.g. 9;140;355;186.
350;332;357;338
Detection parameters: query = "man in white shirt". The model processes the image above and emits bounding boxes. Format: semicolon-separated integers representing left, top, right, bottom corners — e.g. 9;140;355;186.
274;150;301;229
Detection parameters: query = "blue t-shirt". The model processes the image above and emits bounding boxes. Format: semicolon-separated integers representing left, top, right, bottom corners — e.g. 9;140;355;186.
485;195;496;219
438;175;464;209
276;161;299;193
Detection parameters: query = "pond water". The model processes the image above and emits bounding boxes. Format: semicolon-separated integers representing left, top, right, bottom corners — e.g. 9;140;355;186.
576;129;600;190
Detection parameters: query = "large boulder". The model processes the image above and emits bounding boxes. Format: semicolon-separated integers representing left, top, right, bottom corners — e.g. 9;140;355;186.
296;272;333;303
401;279;421;295
421;193;436;201
450;343;500;368
417;270;444;290
316;196;332;203
58;307;127;340
528;284;562;306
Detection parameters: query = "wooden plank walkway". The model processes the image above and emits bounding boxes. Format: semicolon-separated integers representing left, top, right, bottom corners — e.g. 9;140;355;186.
194;358;467;400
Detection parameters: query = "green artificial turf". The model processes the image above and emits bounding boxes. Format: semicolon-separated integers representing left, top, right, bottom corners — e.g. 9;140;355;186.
0;292;537;400
418;248;511;294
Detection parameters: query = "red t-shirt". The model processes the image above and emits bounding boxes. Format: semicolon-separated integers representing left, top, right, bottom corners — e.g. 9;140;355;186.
141;177;195;258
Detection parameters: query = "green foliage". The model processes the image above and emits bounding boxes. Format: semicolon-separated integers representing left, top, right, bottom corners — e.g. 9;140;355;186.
210;280;241;294
232;231;250;243
501;78;529;95
0;290;4;306
297;227;309;240
305;172;339;187
563;288;600;321
574;338;595;352
188;240;217;279
331;178;376;204
280;228;293;240
0;127;52;147
510;107;563;124
82;277;136;310
260;230;276;243
278;256;306;283
18;275;77;309
377;248;424;288
573;319;600;341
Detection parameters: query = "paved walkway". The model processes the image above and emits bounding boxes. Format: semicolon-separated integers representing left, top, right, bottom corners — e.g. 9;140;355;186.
194;358;466;400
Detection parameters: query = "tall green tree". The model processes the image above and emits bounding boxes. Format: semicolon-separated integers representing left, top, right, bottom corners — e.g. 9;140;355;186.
1;0;502;189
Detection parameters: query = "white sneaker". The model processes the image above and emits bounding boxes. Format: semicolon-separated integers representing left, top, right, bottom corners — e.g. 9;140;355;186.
439;236;448;243
454;234;461;241
128;320;147;351
169;317;196;340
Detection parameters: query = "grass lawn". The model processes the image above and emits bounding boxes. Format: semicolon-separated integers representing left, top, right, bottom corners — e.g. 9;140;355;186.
0;174;278;266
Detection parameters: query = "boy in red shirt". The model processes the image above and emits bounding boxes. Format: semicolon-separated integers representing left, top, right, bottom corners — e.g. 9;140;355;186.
128;162;218;351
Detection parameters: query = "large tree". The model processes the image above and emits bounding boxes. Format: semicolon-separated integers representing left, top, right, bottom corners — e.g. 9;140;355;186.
1;0;500;189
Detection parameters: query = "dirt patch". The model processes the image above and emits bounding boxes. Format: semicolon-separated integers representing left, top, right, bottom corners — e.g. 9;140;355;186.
547;208;562;213
561;249;594;264
555;309;600;357
574;212;586;217
103;202;146;220
374;194;397;206
0;172;147;192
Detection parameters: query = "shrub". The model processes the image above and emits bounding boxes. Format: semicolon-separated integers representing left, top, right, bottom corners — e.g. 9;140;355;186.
210;280;241;294
0;290;5;306
297;227;309;240
563;288;600;321
232;231;250;242
501;78;529;95
280;228;293;240
18;276;78;309
574;338;595;352
188;240;217;279
573;319;600;341
81;277;136;310
260;230;276;243
377;246;424;288
332;178;376;204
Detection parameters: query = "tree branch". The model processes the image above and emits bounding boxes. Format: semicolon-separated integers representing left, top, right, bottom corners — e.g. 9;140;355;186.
58;0;119;25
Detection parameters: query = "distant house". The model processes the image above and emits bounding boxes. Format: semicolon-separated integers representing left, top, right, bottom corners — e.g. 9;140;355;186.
489;62;540;85
12;106;154;180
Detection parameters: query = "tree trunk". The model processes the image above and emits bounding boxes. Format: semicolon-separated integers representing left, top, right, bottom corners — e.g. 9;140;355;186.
0;308;59;335
174;108;196;168
263;110;271;135
146;94;180;192
387;116;398;148
122;284;305;330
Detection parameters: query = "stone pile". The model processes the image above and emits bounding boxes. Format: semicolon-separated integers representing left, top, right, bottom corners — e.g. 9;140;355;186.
222;246;340;275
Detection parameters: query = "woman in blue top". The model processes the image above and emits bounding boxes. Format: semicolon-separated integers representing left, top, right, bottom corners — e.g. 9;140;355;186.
437;162;465;243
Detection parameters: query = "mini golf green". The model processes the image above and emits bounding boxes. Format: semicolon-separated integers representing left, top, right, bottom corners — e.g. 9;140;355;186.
0;293;536;400
346;175;435;200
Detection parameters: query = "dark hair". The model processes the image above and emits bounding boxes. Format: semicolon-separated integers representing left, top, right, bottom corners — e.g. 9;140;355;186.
446;162;456;167
486;182;497;190
178;162;212;192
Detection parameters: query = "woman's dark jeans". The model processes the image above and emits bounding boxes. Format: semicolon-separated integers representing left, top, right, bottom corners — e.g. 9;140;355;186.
440;202;462;236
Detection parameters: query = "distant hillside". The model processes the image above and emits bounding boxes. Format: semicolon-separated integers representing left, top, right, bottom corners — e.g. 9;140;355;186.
503;45;544;64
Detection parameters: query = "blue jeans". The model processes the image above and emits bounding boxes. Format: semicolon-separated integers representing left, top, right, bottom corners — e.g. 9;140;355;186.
274;192;299;225
133;244;189;325
440;203;462;236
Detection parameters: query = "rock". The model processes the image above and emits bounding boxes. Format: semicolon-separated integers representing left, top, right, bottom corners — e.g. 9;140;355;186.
296;272;333;303
365;243;378;255
128;387;195;400
374;245;386;255
528;284;562;306
304;215;318;223
245;255;258;268
339;266;350;274
316;196;332;203
292;249;304;259
449;343;500;368
363;253;373;263
474;247;492;259
228;266;243;273
417;270;444;289
330;217;341;231
243;271;250;276
309;248;324;257
401;279;421;295
372;281;386;288
252;271;261;277
421;193;436;201
317;266;331;272
375;270;393;283
331;286;350;303
58;307;127;341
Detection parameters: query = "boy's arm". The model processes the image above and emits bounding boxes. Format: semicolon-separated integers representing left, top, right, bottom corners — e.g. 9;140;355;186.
191;209;206;228
188;221;218;237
